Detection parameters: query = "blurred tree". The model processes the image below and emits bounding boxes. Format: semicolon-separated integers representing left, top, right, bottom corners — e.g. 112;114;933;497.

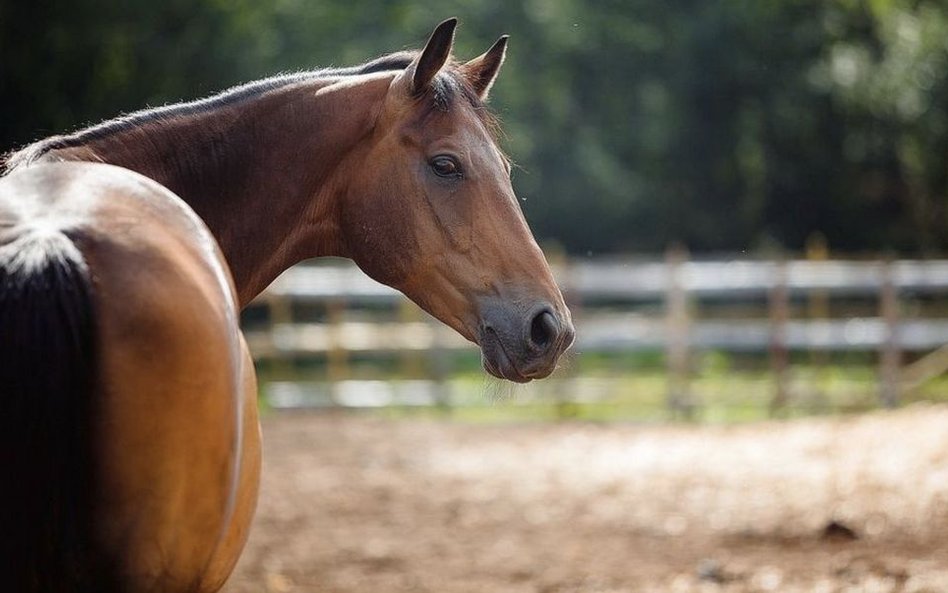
2;0;946;255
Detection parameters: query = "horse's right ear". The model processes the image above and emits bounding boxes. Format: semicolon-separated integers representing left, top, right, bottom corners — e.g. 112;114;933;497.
409;18;458;96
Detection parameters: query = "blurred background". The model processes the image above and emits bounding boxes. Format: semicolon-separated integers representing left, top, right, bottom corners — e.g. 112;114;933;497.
3;0;947;420
4;1;948;590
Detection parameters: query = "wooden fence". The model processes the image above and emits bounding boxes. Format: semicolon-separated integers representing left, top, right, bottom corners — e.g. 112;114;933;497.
243;251;948;413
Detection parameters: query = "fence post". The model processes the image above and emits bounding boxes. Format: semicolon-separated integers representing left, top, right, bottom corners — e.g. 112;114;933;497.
805;233;830;411
769;258;790;416
429;317;452;415
806;233;829;364
879;259;901;408
398;298;425;379
267;291;294;379
665;244;692;419
326;298;349;386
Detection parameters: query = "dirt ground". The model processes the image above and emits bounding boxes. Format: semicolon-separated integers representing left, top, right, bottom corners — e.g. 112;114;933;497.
223;404;948;593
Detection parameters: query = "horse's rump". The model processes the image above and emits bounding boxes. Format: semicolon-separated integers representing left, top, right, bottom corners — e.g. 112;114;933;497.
0;162;252;592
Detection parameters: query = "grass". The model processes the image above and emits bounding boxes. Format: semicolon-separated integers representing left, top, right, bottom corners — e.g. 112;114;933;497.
254;349;948;424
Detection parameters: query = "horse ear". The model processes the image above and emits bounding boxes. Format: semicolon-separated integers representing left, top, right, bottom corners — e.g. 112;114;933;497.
411;18;458;96
461;35;508;100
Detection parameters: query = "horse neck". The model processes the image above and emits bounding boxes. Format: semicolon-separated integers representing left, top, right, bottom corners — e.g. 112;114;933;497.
56;74;393;306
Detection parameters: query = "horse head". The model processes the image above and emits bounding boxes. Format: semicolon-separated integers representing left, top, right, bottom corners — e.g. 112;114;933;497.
339;19;574;382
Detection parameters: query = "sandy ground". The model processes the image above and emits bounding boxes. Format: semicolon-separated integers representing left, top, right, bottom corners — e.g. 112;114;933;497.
222;404;948;593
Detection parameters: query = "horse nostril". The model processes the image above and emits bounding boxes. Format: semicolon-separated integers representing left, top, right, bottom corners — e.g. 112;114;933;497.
529;310;558;351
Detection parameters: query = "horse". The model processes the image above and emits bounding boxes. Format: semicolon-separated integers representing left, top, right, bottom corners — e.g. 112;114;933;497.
0;18;573;592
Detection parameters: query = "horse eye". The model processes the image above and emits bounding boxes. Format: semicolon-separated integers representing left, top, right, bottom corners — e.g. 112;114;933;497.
430;156;461;179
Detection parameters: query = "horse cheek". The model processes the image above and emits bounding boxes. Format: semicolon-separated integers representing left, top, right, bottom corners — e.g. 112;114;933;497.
345;186;420;289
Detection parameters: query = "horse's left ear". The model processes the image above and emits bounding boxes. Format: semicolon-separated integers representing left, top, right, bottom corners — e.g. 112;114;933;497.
410;18;458;96
461;35;509;100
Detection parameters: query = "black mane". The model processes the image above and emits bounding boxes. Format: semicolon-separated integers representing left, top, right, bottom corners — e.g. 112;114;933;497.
2;52;423;173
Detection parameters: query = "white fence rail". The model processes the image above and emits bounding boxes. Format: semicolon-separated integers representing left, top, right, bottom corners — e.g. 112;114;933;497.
245;255;948;412
568;259;948;298
261;258;948;302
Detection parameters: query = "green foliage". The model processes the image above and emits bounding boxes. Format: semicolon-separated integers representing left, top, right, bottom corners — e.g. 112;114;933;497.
3;0;947;255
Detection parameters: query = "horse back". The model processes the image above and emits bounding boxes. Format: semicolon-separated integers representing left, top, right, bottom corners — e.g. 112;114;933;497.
0;162;248;592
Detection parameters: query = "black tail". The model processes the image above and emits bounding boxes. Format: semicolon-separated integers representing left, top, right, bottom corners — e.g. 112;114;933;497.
0;230;117;591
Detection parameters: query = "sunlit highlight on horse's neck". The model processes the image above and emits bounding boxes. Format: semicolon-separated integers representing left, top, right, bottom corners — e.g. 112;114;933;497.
39;73;395;306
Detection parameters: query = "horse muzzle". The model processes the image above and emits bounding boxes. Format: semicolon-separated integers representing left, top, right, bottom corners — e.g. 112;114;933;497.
477;301;575;383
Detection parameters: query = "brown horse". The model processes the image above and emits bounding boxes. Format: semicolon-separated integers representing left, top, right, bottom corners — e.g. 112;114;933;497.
0;18;573;592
